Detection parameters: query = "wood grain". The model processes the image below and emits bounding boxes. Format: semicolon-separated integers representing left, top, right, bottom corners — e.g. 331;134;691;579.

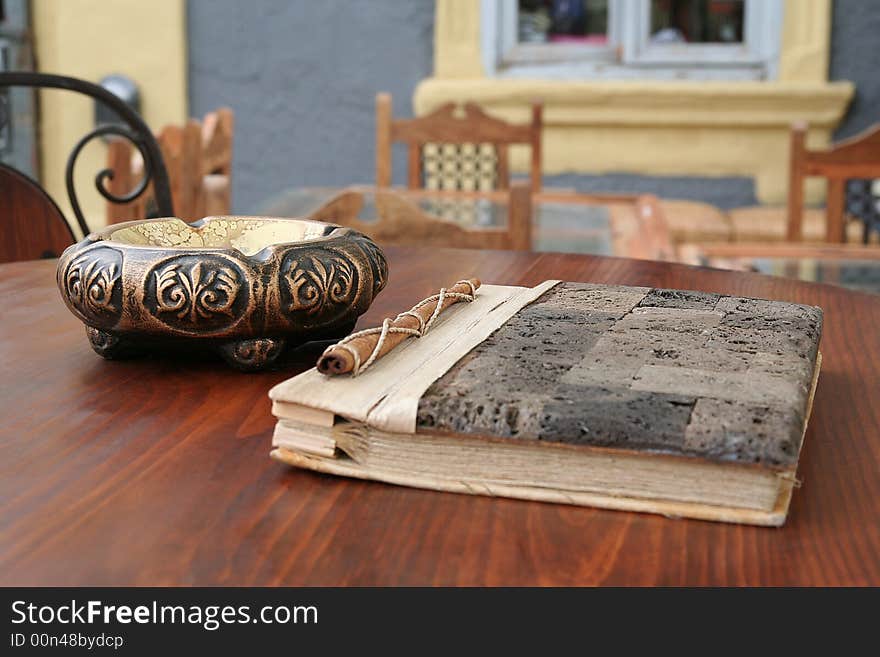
0;164;75;263
1;251;878;586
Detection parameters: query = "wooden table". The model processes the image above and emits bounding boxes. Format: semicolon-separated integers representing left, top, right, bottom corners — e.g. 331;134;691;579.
2;250;878;586
260;186;674;261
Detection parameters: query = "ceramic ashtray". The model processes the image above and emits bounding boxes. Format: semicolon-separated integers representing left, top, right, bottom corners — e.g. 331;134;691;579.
56;216;387;370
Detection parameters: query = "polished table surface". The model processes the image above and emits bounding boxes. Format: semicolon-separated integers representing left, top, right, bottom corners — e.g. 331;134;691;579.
1;250;879;586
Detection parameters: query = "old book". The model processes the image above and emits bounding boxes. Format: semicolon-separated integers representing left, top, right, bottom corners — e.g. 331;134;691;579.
269;281;822;526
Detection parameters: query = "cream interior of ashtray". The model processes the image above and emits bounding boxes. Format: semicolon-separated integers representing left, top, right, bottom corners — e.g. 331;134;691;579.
106;217;335;256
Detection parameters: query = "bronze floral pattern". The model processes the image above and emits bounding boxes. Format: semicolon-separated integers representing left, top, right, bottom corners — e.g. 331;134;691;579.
280;249;359;321
57;217;387;370
60;247;123;327
353;234;388;297
144;256;247;332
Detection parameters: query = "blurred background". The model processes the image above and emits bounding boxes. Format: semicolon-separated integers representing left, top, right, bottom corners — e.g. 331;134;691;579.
3;0;877;215
2;0;879;291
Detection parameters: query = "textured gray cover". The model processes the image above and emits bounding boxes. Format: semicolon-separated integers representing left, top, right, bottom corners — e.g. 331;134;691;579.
417;283;822;467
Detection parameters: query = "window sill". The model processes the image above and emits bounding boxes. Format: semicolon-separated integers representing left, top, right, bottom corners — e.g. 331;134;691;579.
493;63;767;81
412;77;854;204
414;78;854;128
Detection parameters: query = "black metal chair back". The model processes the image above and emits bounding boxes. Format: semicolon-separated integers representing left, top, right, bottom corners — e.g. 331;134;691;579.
0;72;173;237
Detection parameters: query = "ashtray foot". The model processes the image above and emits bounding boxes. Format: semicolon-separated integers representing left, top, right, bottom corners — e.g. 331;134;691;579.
218;337;286;371
86;326;138;359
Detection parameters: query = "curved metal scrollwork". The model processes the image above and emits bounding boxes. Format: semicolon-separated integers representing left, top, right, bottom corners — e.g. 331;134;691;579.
65;124;156;235
0;72;172;237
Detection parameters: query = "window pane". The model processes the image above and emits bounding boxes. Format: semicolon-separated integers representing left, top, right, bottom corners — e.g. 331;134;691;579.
518;0;609;45
649;0;744;44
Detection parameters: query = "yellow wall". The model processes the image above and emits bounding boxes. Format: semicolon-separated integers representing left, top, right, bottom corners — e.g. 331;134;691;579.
417;0;853;204
32;0;187;234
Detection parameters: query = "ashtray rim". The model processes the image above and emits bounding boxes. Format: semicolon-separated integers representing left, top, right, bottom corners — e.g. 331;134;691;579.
90;215;352;260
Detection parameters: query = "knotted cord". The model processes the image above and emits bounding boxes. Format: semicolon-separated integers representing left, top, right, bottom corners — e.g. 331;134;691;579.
320;279;478;376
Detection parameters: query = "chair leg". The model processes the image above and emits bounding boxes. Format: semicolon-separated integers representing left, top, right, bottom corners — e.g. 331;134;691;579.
375;92;392;187
786;122;807;242
826;178;846;243
508;181;533;251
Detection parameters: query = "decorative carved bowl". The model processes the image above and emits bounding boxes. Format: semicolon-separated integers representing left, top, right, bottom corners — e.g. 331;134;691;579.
56;216;387;370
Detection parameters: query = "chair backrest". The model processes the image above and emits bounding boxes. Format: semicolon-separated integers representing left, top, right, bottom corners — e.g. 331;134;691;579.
306;182;533;251
0;72;173;237
787;121;880;243
0;163;75;263
106;107;234;224
376;92;542;194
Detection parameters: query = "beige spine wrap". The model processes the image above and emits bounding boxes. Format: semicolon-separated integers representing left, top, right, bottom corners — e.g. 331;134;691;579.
318;279;480;376
269;280;562;434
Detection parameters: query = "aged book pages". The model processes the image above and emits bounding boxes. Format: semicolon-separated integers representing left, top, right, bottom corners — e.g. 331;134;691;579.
272;352;819;526
271;447;795;526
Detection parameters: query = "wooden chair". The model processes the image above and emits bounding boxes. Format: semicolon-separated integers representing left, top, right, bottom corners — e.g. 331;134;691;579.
376;92;542;194
0;163;76;263
306;182;533;251
787;121;880;243
106;107;234;223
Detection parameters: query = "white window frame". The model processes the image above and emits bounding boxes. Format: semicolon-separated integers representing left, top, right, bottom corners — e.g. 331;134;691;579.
482;0;782;81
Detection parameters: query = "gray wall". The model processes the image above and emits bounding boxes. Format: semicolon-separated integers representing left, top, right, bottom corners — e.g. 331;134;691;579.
187;1;879;212
831;0;880;139
187;0;434;213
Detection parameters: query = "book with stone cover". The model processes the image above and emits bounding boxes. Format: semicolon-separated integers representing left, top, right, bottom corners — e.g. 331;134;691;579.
269;281;822;526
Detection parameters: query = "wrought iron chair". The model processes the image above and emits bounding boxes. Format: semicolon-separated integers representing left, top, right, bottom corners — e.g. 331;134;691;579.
0;72;172;261
105;107;234;224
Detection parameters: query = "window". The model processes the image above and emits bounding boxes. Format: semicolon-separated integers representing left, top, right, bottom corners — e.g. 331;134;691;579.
500;0;620;66
482;0;782;80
